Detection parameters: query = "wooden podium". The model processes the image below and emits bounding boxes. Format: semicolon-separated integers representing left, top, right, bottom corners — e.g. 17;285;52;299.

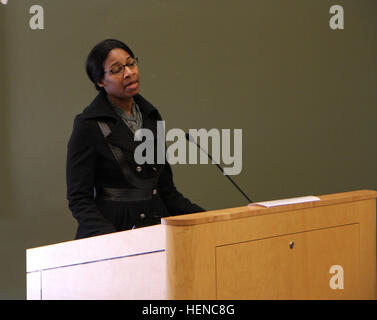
26;190;377;300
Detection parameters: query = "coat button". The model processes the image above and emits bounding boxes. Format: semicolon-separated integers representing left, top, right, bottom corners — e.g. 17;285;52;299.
139;213;146;219
152;189;158;195
136;166;142;173
152;166;157;172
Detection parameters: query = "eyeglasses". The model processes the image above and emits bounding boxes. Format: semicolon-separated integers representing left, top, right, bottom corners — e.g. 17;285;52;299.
105;57;139;75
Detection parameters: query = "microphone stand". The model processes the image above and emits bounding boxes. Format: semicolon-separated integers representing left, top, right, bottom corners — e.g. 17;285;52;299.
185;133;253;204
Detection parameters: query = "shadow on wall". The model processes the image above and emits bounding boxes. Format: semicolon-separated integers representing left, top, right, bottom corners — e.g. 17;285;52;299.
0;6;14;219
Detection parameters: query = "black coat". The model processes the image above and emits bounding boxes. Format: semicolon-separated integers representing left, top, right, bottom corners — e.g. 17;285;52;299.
66;91;204;239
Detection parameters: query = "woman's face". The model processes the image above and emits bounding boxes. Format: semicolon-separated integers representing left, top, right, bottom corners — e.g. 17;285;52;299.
97;48;140;100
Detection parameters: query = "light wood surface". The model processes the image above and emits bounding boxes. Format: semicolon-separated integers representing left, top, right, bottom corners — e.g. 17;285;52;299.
164;190;377;299
216;224;359;299
162;189;377;226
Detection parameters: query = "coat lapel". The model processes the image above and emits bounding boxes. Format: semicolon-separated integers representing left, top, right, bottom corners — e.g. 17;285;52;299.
107;119;138;152
82;91;161;153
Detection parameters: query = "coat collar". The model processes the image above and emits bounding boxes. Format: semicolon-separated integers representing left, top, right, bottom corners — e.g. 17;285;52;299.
82;90;159;121
82;91;162;152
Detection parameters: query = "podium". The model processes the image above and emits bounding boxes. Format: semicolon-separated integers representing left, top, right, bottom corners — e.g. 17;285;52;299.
26;189;377;299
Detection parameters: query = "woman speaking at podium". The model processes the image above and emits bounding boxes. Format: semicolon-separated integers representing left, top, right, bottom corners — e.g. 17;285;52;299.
66;39;204;239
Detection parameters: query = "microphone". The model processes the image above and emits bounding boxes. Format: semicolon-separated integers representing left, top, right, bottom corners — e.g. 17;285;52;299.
185;133;253;204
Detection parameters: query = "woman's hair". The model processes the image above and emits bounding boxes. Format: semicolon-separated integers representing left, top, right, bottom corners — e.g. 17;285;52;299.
86;39;135;92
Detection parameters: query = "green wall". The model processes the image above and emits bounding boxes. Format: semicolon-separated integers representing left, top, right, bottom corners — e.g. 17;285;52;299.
0;0;376;299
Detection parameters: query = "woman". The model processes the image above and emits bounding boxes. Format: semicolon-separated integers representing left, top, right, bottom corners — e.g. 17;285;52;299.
66;39;204;239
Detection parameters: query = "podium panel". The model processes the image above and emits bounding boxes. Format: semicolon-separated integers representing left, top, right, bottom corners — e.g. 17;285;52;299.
216;223;359;299
26;225;166;300
40;251;166;300
163;190;376;299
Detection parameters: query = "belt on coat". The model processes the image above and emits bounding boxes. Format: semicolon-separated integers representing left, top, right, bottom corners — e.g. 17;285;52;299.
96;187;158;202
